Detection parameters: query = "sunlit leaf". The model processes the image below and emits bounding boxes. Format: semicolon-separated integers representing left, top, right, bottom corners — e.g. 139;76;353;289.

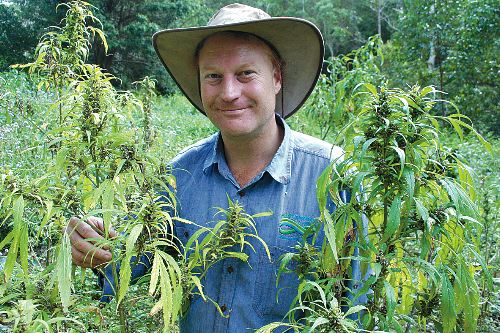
57;233;72;313
382;196;401;242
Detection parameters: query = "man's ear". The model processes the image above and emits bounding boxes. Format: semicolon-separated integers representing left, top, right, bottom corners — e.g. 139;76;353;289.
273;67;282;95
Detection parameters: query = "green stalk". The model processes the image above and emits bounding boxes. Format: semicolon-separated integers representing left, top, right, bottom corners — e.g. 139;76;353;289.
112;260;128;333
382;135;389;234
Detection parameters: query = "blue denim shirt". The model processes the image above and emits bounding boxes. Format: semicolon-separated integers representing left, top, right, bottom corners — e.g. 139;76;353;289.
171;118;351;333
100;117;366;332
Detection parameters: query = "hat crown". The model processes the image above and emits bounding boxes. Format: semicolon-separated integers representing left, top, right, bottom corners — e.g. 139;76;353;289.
208;3;271;26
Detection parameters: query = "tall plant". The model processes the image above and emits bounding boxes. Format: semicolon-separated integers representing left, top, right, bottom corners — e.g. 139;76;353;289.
259;83;491;333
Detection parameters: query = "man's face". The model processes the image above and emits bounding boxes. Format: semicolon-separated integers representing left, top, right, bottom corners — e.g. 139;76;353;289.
198;33;282;141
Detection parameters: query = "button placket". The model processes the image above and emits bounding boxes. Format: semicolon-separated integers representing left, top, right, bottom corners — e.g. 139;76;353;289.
213;258;237;332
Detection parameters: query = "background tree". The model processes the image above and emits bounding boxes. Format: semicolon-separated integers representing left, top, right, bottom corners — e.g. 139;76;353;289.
1;0;497;133
0;0;61;69
89;0;205;93
384;0;499;133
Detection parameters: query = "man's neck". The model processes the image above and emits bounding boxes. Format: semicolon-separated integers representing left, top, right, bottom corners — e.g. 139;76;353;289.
221;120;284;187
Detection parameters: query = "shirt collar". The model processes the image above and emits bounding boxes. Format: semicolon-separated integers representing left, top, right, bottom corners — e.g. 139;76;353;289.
202;115;293;185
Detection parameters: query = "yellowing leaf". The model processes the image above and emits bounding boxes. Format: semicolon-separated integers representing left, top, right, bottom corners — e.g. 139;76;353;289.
57;232;73;313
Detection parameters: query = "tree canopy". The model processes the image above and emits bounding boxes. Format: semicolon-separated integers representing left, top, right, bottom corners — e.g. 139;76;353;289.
1;0;497;132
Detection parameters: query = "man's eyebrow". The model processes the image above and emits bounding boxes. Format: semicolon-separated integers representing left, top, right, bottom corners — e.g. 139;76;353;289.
199;62;259;71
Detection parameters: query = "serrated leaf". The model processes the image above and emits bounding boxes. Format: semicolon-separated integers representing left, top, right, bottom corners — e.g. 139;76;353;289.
225;252;249;262
149;298;163;316
382;196;401;242
0;230;14;251
458;261;479;333
441;178;477;217
3;231;19;283
323;212;338;264
317;163;333;213
118;224;144;305
149;253;161;296
364;83;378;95
344;304;367;317
101;181;114;236
414;198;429;229
3;196;25;283
160;261;173;327
391;146;406;178
403;168;415;208
360;138;377;165
39;200;54;235
126;224;143;257
19;224;28;277
384;280;396;320
441;273;457;333
310;316;329;331
190;275;206;301
420;86;435;96
117;258;131;306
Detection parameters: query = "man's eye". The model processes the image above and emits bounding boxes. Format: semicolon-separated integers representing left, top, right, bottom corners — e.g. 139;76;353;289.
241;70;255;76
205;73;221;80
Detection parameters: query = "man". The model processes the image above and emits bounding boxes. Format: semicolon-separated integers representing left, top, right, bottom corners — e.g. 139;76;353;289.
67;4;364;332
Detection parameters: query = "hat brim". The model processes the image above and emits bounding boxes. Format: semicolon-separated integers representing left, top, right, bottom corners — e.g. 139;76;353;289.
153;18;324;118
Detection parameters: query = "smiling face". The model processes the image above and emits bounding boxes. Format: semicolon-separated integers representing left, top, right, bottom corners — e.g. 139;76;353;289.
198;32;282;141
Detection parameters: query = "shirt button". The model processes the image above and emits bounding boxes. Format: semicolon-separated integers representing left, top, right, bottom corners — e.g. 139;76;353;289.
220;304;227;312
227;266;234;273
238;191;245;197
183;231;189;237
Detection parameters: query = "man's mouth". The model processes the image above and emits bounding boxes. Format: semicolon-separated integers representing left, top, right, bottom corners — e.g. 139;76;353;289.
219;107;247;112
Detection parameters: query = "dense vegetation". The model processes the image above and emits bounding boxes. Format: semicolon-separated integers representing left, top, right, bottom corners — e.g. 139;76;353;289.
1;0;498;131
0;1;498;332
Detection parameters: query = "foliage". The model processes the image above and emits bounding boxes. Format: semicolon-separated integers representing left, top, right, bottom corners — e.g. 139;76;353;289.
267;37;494;332
265;84;492;333
384;0;499;134
297;35;385;141
0;0;62;70
2;0;497;138
0;2;497;332
0;2;256;332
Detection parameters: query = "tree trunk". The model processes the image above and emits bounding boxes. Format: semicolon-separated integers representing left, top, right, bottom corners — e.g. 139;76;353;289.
377;0;382;38
427;4;436;70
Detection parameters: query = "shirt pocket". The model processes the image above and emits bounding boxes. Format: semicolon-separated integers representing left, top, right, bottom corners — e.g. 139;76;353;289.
252;245;300;319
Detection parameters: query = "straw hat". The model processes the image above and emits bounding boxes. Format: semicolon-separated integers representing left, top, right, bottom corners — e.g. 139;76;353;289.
153;3;324;118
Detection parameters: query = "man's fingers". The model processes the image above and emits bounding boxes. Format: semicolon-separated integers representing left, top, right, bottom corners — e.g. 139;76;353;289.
66;217;101;239
70;232;112;262
88;216;117;238
66;216;113;267
71;245;110;269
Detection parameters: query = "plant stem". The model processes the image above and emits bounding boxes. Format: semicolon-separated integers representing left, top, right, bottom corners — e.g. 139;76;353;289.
112;260;128;333
382;135;389;231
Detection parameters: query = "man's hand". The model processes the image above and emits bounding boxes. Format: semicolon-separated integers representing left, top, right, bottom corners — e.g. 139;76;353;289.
65;216;117;269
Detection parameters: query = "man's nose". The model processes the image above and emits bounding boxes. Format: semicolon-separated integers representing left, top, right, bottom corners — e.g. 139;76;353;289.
220;76;241;101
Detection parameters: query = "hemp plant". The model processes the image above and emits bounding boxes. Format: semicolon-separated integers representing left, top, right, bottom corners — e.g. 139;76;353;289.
301;36;384;141
0;1;177;332
315;84;490;332
258;81;491;332
11;0;107;126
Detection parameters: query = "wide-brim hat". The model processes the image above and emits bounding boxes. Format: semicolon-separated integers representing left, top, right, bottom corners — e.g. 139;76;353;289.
152;3;324;119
